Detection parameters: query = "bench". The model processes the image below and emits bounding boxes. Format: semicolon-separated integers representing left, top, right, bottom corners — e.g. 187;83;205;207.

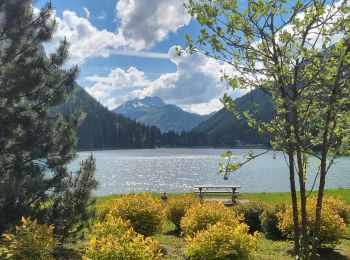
194;185;241;203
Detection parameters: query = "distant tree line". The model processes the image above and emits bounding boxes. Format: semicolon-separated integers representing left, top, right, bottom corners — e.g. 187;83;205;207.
59;87;209;149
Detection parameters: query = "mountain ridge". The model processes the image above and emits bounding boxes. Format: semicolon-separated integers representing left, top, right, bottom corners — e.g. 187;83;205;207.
115;96;213;132
194;89;274;146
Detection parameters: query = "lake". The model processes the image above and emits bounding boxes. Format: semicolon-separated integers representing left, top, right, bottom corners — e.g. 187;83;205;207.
70;148;350;196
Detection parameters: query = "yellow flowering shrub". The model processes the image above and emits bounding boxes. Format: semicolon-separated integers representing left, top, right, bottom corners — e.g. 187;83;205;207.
180;202;242;237
278;196;347;246
0;217;56;260
322;196;350;224
166;194;199;231
97;193;164;236
185;221;258;260
84;214;163;260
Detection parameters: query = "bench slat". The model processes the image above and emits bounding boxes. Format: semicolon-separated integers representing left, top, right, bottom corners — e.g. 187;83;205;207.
194;191;240;194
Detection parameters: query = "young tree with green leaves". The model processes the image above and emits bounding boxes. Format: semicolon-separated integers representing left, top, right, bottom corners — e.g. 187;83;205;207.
0;0;97;240
185;0;350;258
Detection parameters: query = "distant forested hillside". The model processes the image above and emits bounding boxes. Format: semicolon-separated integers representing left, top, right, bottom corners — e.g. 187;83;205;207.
115;96;212;132
194;89;274;147
58;86;274;150
59;86;207;149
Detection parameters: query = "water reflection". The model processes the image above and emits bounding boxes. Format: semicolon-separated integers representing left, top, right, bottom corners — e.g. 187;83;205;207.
69;148;350;195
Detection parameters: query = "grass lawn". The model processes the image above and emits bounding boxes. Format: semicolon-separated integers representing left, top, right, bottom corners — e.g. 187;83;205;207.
96;188;350;205
96;189;350;259
242;188;350;204
155;222;350;260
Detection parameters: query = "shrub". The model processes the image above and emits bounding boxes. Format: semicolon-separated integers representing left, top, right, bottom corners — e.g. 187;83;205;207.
278;196;347;246
0;217;56;260
234;201;267;233
84;214;163;260
322;196;350;224
96;193;164;236
166;195;198;231
260;202;286;239
185;221;258;260
181;202;242;237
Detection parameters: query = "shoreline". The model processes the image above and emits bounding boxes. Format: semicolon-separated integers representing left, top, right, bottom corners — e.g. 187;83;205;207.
77;145;270;152
95;188;350;204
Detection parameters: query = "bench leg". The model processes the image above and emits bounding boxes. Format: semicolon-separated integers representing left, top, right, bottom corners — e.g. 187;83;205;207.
199;188;204;203
232;188;236;203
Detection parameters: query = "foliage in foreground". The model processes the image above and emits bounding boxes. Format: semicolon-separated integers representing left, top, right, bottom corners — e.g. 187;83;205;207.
260;202;287;240
83;214;162;260
185;221;258;260
234;201;267;234
47;155;98;241
0;0;98;241
186;0;350;257
97;193;164;236
278;196;347;246
0;217;56;260
181;202;242;237
166;194;199;231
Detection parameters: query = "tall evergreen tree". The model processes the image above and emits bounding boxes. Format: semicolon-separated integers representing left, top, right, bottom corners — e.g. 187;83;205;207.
0;0;97;235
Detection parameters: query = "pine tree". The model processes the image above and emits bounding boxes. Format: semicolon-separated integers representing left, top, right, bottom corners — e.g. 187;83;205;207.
0;0;97;235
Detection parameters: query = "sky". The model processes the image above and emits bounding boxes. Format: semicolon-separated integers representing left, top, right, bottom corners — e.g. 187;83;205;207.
35;0;345;115
34;0;249;115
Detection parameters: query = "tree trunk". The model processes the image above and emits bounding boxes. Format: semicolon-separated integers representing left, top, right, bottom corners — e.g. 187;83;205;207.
310;161;326;259
311;118;331;258
288;150;301;258
295;147;309;259
281;87;301;258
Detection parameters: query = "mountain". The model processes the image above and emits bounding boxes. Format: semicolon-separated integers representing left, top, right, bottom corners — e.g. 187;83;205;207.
59;87;207;149
115;97;213;132
59;86;163;149
194;89;274;147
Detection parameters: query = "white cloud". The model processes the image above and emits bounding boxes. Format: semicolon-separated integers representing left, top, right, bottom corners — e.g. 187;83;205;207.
44;10;130;64
85;67;150;99
131;46;243;105
86;46;247;113
116;0;191;50
83;7;90;18
180;98;223;115
43;0;190;64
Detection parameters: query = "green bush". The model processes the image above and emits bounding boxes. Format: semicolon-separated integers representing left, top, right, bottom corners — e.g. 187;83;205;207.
166;195;198;231
185;221;258;260
181;202;242;237
96;193;164;236
233;201;267;233
0;217;56;260
260;202;286;239
278;196;347;247
84;214;163;260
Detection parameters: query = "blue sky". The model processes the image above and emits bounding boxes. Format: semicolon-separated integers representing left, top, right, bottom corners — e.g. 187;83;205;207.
35;0;343;114
35;0;239;114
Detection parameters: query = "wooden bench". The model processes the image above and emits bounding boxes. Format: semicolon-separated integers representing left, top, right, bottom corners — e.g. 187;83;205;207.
194;185;241;203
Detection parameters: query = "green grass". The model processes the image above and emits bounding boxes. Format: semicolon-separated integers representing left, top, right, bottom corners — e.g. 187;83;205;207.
242;188;350;204
96;189;350;205
155;222;350;260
